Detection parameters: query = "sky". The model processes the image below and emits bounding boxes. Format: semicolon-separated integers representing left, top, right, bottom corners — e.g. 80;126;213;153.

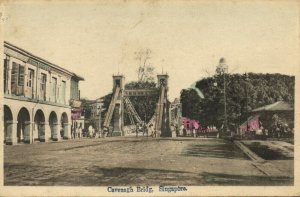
2;0;299;100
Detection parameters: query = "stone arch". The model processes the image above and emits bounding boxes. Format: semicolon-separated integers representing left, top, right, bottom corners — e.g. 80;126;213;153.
4;105;13;143
49;111;59;141
34;109;45;142
60;112;69;138
17;107;31;143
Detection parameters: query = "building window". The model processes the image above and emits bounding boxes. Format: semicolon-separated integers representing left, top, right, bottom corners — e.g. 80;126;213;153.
11;62;25;96
115;79;120;87
25;68;34;98
40;73;47;101
18;65;25;86
27;69;34;88
61;80;66;104
70;79;79;100
11;62;18;95
52;77;57;102
3;58;8;93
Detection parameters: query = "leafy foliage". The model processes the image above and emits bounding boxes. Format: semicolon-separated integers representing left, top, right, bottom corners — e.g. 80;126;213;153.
80;98;93;119
180;73;295;129
124;81;158;125
101;93;113;116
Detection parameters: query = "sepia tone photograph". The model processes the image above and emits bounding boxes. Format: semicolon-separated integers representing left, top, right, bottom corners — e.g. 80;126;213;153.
0;0;299;196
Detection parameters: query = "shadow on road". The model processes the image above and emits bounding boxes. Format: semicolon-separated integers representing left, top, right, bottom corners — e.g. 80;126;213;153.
181;141;249;160
4;164;200;186
4;164;293;186
201;172;294;186
60;138;154;151
244;142;293;160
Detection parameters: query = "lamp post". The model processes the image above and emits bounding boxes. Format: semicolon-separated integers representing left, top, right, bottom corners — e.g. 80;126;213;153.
245;73;249;133
216;58;228;135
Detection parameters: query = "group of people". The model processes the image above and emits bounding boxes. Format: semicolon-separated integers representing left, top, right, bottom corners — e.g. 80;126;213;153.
71;126;83;139
178;124;211;138
71;125;98;139
269;114;293;138
269;123;293;138
135;122;156;137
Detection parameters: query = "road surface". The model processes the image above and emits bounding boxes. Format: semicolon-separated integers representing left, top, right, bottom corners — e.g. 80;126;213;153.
4;137;293;186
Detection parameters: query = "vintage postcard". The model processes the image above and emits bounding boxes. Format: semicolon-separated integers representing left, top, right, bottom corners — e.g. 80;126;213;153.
0;0;299;196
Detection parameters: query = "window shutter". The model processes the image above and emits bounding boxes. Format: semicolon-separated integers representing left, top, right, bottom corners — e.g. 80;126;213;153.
18;65;25;86
11;62;19;94
4;59;8;92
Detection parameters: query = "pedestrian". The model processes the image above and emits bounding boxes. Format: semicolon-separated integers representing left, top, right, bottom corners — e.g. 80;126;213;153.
96;129;100;138
142;123;147;136
276;125;281;138
78;126;82;138
183;128;187;137
104;127;109;138
175;125;179;137
106;127;110;137
149;124;154;138
88;125;93;138
192;127;196;138
74;127;78;139
71;127;73;139
60;127;64;138
92;127;95;138
265;129;269;137
136;123;139;137
180;124;184;136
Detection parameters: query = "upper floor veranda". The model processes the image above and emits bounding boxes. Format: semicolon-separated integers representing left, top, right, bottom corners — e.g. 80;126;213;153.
3;41;84;108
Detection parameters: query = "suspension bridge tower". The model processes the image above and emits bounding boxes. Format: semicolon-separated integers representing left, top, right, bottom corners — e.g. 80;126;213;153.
103;73;173;137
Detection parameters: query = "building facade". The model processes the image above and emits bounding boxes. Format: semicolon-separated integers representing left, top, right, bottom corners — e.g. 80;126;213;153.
70;98;85;138
2;41;84;145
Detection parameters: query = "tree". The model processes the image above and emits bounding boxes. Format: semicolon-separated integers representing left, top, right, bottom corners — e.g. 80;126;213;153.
180;89;203;121
135;48;155;82
100;93;113;118
180;73;295;131
80;98;93;119
124;81;158;125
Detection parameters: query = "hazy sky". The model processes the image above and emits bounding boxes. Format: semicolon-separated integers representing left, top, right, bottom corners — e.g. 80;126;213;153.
2;0;299;100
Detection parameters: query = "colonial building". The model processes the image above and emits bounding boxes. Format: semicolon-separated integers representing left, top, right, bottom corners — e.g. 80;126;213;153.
2;41;84;145
75;97;104;133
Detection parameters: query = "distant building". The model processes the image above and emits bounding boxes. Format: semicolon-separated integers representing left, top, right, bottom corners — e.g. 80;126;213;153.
3;41;84;145
250;101;294;131
74;97;105;132
70;77;85;134
89;97;106;131
169;98;182;128
239;115;260;133
182;117;200;130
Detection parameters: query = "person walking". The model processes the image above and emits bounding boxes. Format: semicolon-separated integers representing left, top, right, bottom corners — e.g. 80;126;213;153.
103;127;108;138
135;123;139;137
71;127;74;139
88;125;93;138
74;127;78;139
78;126;82;138
192;127;196;138
143;123;147;137
92;127;95;138
149;124;154;138
180;124;184;136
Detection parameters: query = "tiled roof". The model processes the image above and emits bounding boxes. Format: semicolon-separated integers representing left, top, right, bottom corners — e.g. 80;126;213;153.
4;41;84;80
